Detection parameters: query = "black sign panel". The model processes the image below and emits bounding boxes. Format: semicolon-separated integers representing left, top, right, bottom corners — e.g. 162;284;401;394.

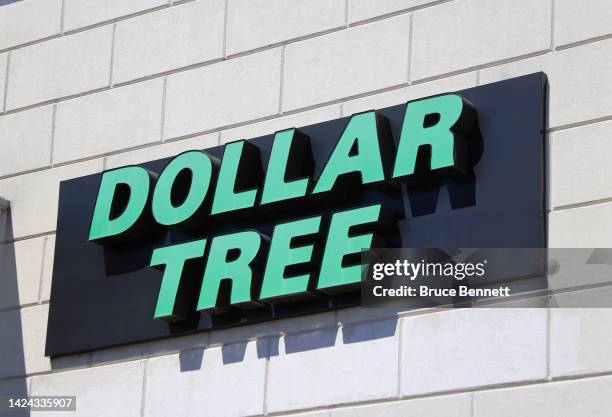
45;73;547;357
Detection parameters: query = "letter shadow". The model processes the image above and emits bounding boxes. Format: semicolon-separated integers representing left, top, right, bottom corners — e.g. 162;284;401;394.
283;327;338;354
179;348;204;372
177;315;398;373
341;318;398;344
407;120;483;217
219;337;277;365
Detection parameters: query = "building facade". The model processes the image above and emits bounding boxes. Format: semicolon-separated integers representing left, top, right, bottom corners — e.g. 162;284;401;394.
0;0;611;416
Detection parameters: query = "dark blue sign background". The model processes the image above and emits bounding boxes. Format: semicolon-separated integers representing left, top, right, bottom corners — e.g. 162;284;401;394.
45;73;547;357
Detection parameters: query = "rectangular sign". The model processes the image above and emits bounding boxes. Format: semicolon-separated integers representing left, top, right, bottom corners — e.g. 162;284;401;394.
45;73;547;357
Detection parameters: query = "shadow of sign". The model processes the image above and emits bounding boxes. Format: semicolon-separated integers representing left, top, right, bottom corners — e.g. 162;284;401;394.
0;208;31;417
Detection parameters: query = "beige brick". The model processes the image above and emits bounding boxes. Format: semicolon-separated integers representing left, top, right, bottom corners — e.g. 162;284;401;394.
6;27;113;111
54;79;164;164
550;287;612;308
144;341;266;417
164;48;281;139
550;121;612;208
332;394;472;417
474;376;612;417
113;0;225;84
549;204;612;248
480;39;612;128
336;299;434;326
0;106;53;178
220;104;342;144
349;0;434;23
0;0;62;50
0;159;104;240
412;0;551;81
555;0;612;47
63;0;167;31
105;133;218;169
209;311;337;347
227;0;345;55
0;53;6;112
400;309;547;396
268;320;399;412
283;14;411;112
90;331;208;366
550;308;612;377
31;360;144;417
342;72;477;116
0;237;45;309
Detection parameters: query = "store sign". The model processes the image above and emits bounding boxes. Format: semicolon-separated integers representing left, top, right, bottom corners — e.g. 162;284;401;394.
45;73;547;356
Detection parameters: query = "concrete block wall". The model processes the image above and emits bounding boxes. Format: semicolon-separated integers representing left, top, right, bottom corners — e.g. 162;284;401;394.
0;0;610;415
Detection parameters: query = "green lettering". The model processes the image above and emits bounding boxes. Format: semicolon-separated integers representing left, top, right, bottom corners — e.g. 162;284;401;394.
211;141;260;215
313;111;389;194
152;151;215;226
89;166;152;241
393;94;471;178
197;230;263;313
260;216;321;301
150;239;207;320
260;129;312;205
317;204;382;292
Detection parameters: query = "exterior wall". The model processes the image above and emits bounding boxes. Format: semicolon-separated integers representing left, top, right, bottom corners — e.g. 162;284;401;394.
0;0;610;416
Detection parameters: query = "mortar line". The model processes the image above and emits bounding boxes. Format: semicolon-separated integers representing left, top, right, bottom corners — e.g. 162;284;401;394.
265;377;552;416
278;46;286;115
0;231;56;246
0;44;545;119
50;103;58;167
554;196;612;211
344;0;349;28
0;17;585;122
348;0;455;28
262;338;271;416
222;0;230;58
549;113;612;132
140;359;148;417
2;0;455;56
470;392;475;417
60;0;66;34
407;13;414;84
2;51;10;113
557;33;612;51
7;329;612;391
0;4;178;56
0;301;50;316
396;317;403;397
550;0;556;50
546;307;552;381
36;236;48;304
160;77;168;141
109;23;117;87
